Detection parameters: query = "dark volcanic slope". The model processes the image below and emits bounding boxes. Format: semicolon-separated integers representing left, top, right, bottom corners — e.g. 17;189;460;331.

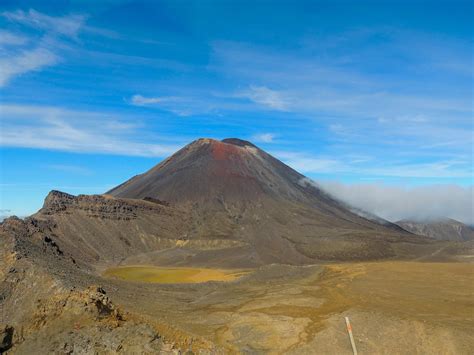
396;218;474;242
108;138;401;230
109;138;312;204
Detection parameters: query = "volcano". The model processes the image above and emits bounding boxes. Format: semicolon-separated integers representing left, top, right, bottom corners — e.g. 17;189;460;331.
98;137;426;265
2;138;439;271
108;138;390;228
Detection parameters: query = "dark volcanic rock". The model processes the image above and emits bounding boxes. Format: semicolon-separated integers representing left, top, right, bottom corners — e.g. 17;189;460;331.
221;137;257;148
41;191;166;220
0;325;14;352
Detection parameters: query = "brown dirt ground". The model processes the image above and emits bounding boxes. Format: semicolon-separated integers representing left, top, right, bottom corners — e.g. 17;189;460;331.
99;261;474;354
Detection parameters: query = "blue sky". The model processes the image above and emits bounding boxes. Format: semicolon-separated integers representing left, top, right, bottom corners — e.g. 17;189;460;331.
0;0;473;221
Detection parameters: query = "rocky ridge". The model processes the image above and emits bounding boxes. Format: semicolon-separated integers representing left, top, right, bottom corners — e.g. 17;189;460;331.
397;218;474;242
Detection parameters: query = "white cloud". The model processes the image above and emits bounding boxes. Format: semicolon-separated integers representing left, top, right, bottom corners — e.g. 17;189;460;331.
0;104;181;157
131;94;169;106
239;85;289;110
129;94;221;116
129;87;290;116
317;181;474;225
130;94;194;116
252;133;277;143
0;30;28;46
0;47;59;87
0;9;87;87
2;9;85;38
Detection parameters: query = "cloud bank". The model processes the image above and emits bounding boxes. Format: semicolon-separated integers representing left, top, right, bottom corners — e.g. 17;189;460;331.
317;181;474;225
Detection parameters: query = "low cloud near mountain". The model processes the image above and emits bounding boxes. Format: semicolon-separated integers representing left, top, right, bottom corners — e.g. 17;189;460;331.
318;182;473;225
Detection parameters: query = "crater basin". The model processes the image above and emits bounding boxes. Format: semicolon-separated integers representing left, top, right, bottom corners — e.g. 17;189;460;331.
103;265;249;284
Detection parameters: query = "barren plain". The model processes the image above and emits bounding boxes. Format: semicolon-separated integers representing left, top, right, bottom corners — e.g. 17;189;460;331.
95;261;474;354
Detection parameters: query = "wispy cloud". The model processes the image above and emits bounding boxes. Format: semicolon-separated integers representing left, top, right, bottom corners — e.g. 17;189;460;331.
0;47;59;87
214;37;471;121
129;94;198;116
130;94;178;106
128;86;290;117
210;37;472;161
0;9;86;87
0;30;28;45
0;104;181;157
2;9;86;38
128;92;254;116
238;85;289;110
218;47;471;117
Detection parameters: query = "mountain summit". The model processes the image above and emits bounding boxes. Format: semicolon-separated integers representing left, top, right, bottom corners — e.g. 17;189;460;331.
108;137;400;230
109;137;305;204
108;138;281;203
103;138;421;265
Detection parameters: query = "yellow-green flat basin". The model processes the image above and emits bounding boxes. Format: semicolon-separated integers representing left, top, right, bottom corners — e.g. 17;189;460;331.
103;265;249;284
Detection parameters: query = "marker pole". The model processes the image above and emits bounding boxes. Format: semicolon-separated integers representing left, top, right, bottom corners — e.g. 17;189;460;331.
345;316;358;355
